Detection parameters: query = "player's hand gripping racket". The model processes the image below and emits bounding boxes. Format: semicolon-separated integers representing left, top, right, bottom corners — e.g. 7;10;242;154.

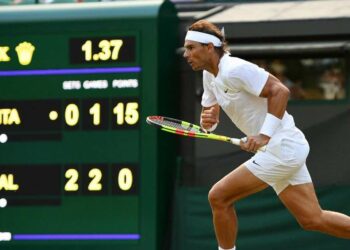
146;116;266;152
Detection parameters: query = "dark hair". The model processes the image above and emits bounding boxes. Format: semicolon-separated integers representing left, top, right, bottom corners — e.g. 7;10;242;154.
188;19;228;55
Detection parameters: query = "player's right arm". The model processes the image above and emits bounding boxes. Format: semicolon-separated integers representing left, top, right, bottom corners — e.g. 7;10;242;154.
200;104;220;131
201;70;219;131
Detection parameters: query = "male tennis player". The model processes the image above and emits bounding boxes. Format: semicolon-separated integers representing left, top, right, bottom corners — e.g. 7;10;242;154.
183;19;350;250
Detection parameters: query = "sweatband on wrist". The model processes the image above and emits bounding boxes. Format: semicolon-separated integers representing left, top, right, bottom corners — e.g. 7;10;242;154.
218;246;236;250
259;113;281;137
185;30;223;47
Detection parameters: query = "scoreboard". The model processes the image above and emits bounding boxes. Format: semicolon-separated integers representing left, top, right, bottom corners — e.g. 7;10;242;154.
0;1;178;250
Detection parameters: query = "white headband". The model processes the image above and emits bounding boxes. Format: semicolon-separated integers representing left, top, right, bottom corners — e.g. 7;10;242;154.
185;30;222;47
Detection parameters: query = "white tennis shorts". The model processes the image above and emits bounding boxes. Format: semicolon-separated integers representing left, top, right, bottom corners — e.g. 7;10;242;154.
245;128;312;195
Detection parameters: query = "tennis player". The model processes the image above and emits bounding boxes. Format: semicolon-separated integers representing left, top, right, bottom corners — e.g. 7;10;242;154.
183;19;350;250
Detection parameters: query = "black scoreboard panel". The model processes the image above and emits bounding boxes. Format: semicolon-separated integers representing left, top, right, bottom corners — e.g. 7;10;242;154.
0;2;178;250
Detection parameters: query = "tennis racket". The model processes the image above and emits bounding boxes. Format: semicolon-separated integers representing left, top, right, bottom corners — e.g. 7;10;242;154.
146;116;266;151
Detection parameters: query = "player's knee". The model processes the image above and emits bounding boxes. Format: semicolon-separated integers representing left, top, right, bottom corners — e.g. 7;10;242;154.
208;185;231;210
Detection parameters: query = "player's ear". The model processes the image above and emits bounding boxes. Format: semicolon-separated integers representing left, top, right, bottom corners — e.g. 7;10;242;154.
207;43;215;51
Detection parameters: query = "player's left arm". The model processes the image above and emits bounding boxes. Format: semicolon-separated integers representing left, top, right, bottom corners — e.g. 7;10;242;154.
260;74;290;119
241;74;290;152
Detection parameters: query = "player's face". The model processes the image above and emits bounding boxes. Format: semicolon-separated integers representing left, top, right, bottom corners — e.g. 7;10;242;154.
183;40;209;71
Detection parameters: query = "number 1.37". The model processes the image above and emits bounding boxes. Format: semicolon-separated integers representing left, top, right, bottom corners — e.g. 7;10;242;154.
81;39;123;62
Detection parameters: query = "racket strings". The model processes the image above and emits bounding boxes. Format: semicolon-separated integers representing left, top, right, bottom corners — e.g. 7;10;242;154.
160;119;200;133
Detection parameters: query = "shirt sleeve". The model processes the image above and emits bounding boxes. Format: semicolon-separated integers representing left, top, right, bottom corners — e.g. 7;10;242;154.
230;62;269;97
201;71;217;107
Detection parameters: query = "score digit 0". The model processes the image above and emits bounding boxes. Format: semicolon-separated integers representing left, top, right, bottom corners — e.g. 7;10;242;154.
118;168;133;191
65;103;79;126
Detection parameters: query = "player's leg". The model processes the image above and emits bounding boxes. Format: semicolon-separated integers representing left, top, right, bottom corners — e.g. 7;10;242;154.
208;164;268;249
279;183;350;238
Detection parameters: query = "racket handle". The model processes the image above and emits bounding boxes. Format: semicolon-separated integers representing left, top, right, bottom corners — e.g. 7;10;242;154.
230;137;267;152
230;138;241;146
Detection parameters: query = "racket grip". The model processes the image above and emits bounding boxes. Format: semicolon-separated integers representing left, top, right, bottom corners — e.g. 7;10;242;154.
230;138;241;146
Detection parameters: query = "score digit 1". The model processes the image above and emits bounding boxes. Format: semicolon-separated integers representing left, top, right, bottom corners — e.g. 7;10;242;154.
89;103;101;126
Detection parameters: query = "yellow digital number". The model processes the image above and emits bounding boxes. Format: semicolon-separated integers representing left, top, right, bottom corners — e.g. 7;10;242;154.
81;40;92;61
110;39;123;60
113;102;139;126
65;169;79;192
89;103;101;126
118;168;133;191
81;39;123;62
113;102;124;125
125;102;139;125
98;40;111;61
65;103;79;126
88;168;102;191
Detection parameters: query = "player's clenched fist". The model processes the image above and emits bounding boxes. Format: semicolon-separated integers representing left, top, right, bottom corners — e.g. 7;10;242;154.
200;104;220;132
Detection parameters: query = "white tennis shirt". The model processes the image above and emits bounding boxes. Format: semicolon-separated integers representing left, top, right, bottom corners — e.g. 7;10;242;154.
201;54;295;136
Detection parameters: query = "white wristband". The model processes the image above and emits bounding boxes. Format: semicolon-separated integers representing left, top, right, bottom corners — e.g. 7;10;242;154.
259;113;281;137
